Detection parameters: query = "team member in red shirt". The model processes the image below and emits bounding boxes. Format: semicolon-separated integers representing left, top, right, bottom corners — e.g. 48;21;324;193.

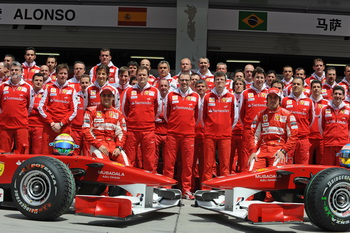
281;77;314;164
163;73;200;199
309;80;328;164
240;67;269;171
39;65;53;89
127;60;138;79
305;58;326;86
28;73;45;154
231;77;246;172
121;66;161;172
85;64;119;109
281;65;294;97
152;61;177;91
83;86;126;162
338;64;350;97
193;79;207;190
71;74;91;156
172;58;192;82
0;61;34;154
265;70;277;89
90;48;119;85
46;55;57;81
0;62;9;85
243;64;254;88
155;79;170;172
38;63;78;154
284;67;311;97
22;47;40;85
202;72;237;184
195;57;214;80
206;62;232;93
248;88;298;170
115;66;131;95
319;86;350;166
67;61;86;92
140;59;156;84
189;73;201;91
321;67;337;100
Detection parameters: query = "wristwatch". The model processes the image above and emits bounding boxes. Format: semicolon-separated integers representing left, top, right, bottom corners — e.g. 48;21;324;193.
59;122;63;127
280;149;287;155
117;146;123;151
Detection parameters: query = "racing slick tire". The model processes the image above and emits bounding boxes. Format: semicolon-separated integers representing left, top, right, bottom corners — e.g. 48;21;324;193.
305;167;350;232
11;156;76;220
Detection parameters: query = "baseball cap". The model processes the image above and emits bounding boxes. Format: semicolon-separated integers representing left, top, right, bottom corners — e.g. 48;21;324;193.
100;86;115;96
267;87;282;98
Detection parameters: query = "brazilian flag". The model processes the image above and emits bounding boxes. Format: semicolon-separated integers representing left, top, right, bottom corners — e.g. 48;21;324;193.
239;11;267;31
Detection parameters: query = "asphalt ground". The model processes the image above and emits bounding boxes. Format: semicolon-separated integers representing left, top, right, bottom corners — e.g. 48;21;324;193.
0;199;336;233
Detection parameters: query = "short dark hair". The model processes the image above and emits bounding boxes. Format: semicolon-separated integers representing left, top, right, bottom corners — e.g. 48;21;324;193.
25;47;36;54
333;85;345;95
214;71;226;81
118;66;130;76
232;77;246;90
137;66;150;76
311;80;322;88
127;60;139;67
252;67;265;77
293;76;304;86
326;66;336;75
195;79;207;87
47;55;57;62
96;64;110;76
56;63;69;74
267;70;277;77
271;79;284;89
32;72;44;81
129;76;137;85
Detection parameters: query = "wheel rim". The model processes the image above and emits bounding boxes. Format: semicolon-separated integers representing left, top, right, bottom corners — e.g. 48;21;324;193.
19;170;52;206
328;181;350;218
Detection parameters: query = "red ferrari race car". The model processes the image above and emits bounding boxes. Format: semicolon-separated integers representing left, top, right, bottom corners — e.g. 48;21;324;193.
0;153;181;221
194;149;350;232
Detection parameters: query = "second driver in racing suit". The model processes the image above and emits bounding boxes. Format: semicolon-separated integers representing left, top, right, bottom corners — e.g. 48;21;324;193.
248;87;299;170
82;86;127;163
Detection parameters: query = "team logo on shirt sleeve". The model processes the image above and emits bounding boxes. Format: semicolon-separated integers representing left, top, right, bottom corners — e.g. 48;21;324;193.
248;93;254;98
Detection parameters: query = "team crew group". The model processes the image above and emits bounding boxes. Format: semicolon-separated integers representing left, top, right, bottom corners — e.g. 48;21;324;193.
0;47;349;199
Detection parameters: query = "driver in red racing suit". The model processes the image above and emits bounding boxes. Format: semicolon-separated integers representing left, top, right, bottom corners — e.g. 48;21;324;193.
248;88;299;170
82;86;127;163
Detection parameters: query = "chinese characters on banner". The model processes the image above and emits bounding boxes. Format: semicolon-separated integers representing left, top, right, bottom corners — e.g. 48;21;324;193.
316;18;342;31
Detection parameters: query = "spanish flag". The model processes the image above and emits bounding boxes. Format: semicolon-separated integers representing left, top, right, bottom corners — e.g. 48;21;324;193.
118;7;147;26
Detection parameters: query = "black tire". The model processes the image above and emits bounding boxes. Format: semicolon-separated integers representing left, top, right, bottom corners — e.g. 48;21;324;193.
11;156;76;220
305;167;350;232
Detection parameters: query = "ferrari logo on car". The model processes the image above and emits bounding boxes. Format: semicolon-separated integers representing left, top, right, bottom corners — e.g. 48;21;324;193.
0;162;4;176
